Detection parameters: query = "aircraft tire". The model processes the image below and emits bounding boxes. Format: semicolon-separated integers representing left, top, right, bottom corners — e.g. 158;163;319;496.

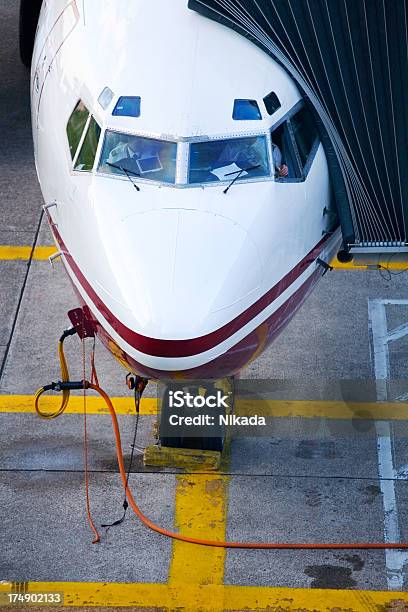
19;0;42;68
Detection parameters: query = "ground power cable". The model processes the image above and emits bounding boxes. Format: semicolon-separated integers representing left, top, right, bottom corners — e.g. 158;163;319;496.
101;385;141;534
34;336;408;551
81;335;100;544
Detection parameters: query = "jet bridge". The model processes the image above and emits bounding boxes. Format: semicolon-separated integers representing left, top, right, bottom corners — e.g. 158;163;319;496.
188;0;408;263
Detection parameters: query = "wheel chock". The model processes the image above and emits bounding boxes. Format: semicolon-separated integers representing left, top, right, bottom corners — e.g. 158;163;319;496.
143;445;221;471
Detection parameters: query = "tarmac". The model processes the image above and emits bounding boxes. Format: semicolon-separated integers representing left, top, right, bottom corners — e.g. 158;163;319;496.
2;1;408;610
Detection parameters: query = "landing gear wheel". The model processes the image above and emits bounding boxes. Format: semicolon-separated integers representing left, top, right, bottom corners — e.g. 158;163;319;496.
159;380;234;453
19;0;43;68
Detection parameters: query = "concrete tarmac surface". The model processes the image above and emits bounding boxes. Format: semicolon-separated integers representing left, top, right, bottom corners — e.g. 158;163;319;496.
2;2;408;610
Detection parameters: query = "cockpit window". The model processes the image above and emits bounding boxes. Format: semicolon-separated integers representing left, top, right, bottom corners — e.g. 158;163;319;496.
98;131;177;184
290;106;319;168
74;117;101;172
98;87;114;110
188;135;270;184
233;99;262;120
113;96;141;117
271;121;300;179
263;91;281;116
66;100;89;160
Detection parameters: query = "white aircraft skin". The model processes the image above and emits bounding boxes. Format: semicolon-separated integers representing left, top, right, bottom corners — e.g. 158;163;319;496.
31;0;341;380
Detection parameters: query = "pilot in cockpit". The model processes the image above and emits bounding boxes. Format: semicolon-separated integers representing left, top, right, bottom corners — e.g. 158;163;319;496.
101;132;177;183
216;136;262;170
216;137;288;178
108;137;160;170
272;143;289;178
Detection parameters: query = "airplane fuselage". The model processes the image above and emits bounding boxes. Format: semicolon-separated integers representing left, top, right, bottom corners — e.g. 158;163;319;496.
31;0;341;379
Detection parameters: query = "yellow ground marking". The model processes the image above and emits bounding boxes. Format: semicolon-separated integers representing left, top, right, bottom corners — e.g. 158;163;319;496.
0;394;157;415
234;398;408;420
1;245;408;272
169;474;229;589
0;245;56;261
330;256;408;270
144;445;221;471
1;581;408;609
3;394;408;420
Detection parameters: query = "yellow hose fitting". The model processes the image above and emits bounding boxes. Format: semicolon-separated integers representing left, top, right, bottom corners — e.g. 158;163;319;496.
34;338;71;419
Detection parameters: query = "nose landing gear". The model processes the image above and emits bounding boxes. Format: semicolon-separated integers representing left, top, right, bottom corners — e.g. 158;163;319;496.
144;378;234;470
158;378;234;452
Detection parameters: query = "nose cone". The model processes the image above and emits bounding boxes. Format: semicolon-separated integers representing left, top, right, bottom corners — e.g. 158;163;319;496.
106;209;262;338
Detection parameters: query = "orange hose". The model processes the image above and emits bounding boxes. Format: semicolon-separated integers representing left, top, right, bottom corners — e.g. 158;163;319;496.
89;383;408;550
90;343;99;387
83;403;101;544
83;343;100;544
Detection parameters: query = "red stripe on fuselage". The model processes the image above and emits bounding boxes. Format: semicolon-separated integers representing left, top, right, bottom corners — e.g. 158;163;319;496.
49;220;331;358
94;266;322;379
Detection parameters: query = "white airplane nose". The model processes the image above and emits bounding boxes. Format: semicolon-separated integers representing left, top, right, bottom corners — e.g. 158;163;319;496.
106;208;263;339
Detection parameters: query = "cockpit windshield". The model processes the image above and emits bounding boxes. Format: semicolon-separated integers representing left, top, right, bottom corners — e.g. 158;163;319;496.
188;135;270;184
98;130;177;184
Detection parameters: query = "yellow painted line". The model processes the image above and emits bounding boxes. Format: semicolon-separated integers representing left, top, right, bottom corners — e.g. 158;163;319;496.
1;245;407;272
1;244;408;272
2;395;408;420
330;256;408;270
1;581;408;609
235;398;408;420
169;474;229;587
144;445;221;470
33;246;57;260
0;394;157;415
0;245;56;261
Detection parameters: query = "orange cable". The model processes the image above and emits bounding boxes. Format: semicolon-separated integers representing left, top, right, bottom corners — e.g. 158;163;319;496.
90;340;99;387
82;341;100;544
89;383;408;550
